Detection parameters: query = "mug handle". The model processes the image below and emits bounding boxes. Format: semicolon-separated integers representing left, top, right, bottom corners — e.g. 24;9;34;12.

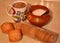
6;5;16;16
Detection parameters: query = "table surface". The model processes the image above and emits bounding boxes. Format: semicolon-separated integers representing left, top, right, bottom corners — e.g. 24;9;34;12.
0;0;60;43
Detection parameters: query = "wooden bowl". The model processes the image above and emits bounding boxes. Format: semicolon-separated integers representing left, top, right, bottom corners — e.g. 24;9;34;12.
27;5;50;27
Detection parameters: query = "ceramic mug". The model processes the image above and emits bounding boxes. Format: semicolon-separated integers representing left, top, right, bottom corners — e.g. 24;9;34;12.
7;1;27;22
